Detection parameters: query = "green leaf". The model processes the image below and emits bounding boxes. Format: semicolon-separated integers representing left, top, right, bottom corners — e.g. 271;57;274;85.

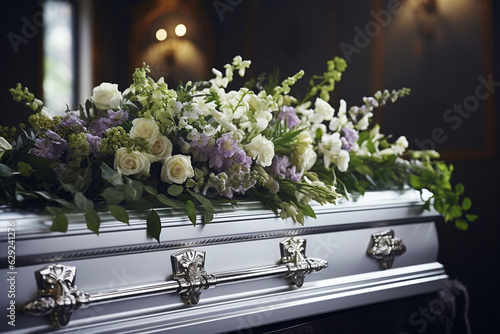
455;183;465;196
450;204;462;219
109;205;129;225
455;219;468;231
168;184;184;197
47;207;69;232
100;163;124;186
188;190;215;213
101;187;125;205
185;200;197;226
74;192;94;211
408;174;422;189
85;210;101;235
144;185;158;196
123;178;144;201
297;203;316;219
0;163;13;177
146;209;162;242
466;214;478;222
157;194;185;209
203;210;214;224
17;161;32;177
461;197;472;211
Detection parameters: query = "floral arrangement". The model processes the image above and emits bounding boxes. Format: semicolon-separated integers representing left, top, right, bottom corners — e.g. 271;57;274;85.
0;56;475;241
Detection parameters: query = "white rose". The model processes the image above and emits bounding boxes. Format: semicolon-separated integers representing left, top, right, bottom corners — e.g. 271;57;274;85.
91;82;122;110
161;155;194;184
114;148;153;178
129;118;160;145
151;135;173;161
294;146;317;172
244;134;274;167
0;137;12;159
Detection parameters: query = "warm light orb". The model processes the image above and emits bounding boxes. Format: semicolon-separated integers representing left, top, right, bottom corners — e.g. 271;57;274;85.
156;28;167;41
175;24;187;37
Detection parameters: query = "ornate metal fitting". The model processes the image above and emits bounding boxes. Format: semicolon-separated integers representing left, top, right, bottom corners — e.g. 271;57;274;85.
22;264;89;327
367;229;406;269
171;249;216;305
280;237;329;287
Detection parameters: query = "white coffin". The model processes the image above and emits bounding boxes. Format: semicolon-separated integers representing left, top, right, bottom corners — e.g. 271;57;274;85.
0;190;448;333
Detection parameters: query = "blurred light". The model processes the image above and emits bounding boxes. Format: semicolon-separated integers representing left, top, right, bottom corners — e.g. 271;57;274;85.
175;24;187;37
156;28;167;41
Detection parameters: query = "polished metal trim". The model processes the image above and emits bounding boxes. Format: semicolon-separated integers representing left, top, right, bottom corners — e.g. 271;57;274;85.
22;237;328;327
367;229;406;269
9;216;432;269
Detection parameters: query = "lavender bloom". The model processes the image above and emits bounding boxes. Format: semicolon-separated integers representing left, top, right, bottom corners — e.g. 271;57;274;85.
232;148;252;169
60;114;86;130
31;130;68;160
86;133;102;154
209;133;249;171
341;127;359;151
269;155;303;182
89;109;128;136
215;133;238;158
278;105;300;129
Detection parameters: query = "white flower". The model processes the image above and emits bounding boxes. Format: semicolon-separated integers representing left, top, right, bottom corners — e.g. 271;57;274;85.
329;99;349;132
336;150;350;172
355;113;373;131
296;147;317;171
129;118;160;145
114;148;154;178
309;97;335;124
294;131;314;155
393;136;408;155
210;68;229;88
161;155;195;184
91;82;122;110
0;137;12;159
245;134;275;167
151;135;173;161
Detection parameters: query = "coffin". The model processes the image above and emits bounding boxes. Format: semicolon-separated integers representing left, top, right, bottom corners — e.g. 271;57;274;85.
0;190;448;333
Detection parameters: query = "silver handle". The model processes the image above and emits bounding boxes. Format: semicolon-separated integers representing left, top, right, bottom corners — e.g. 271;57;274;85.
22;237;328;327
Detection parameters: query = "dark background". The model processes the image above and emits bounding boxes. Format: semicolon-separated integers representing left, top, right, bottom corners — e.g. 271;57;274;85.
1;0;499;332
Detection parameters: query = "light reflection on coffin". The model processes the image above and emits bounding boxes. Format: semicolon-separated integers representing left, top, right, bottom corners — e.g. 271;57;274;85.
0;190;448;333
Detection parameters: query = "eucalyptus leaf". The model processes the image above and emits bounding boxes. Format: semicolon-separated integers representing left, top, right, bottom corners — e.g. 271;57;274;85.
0;163;13;177
48;207;68;232
100;163;124;186
185;200;197;226
168;184;184;197
85;210;101;235
109;205;129;225
146;209;161;242
187;190;214;213
74;192;95;211
144;185;158;196
157;194;185;209
102;187;125;205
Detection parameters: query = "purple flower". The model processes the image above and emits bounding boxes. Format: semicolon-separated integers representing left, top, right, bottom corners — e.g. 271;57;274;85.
278;105;300;129
209;133;250;171
341;127;359;151
60;114;86;130
269;155;303;182
31;130;68;160
89;109;128;136
86;133;102;154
